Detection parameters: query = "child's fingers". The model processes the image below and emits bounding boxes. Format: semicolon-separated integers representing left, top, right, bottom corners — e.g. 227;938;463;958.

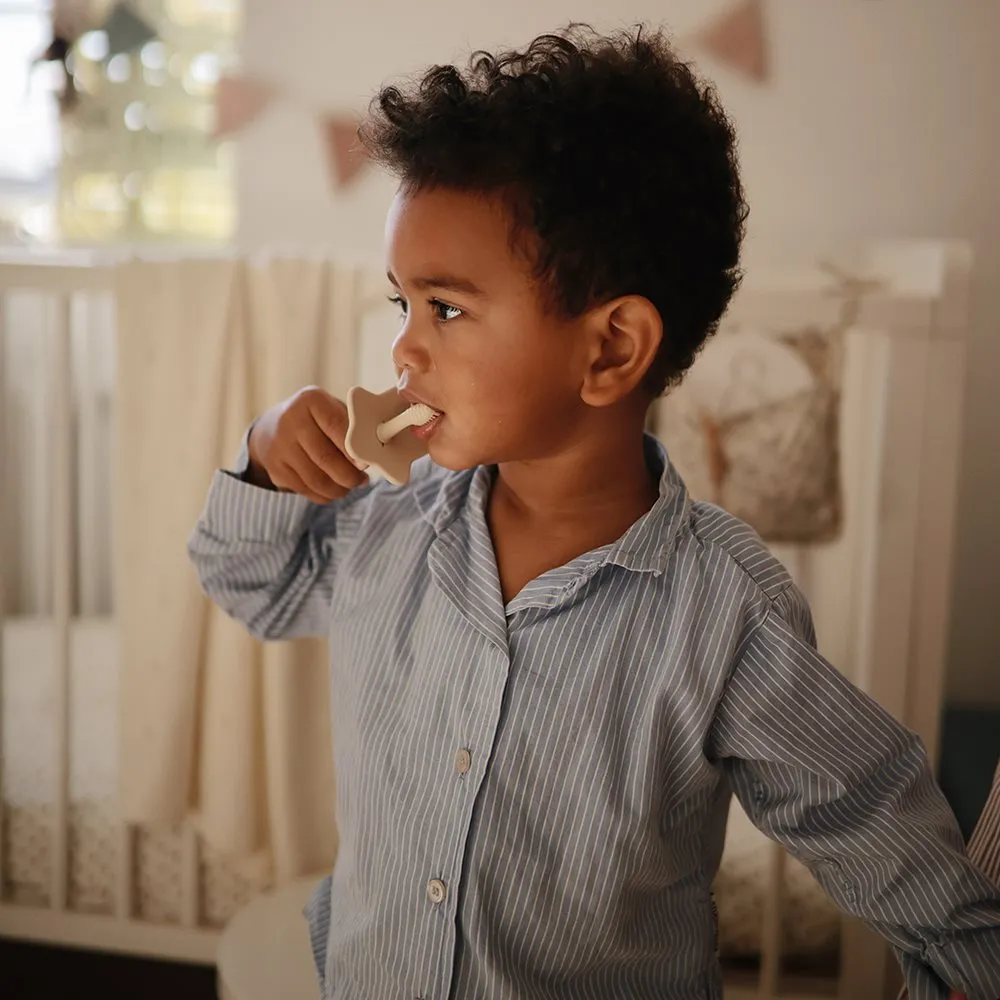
305;390;350;449
301;420;368;489
250;388;367;500
288;442;349;501
271;461;336;505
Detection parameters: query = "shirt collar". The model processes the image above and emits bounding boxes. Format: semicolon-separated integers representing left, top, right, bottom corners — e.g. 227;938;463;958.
412;434;689;578
601;434;690;576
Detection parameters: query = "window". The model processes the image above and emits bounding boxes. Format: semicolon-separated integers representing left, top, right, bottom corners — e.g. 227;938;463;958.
0;0;239;245
0;0;60;241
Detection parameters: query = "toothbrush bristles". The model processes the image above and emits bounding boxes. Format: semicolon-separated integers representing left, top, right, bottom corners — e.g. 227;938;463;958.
376;403;437;444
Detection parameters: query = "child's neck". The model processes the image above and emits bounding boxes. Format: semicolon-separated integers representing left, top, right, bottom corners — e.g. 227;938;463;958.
487;425;659;604
494;434;657;525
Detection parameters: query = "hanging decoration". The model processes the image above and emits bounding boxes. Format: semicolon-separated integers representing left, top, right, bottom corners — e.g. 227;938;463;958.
102;0;158;58
652;267;882;544
213;75;274;138
33;0;94;113
324;116;368;189
33;0;159;116
52;0;93;39
692;0;769;84
212;75;372;191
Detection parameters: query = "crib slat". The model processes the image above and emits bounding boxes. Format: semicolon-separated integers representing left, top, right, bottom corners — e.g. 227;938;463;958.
116;823;134;920
0;292;7;903
759;842;786;996
74;300;99;616
180;823;200;927
50;293;74;911
31;302;50;614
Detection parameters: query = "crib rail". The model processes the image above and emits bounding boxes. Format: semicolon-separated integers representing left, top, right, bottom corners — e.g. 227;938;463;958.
0;244;973;997
0;254;217;960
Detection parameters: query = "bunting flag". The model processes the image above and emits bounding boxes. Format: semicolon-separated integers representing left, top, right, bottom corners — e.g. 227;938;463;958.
324;116;369;189
52;0;93;41
693;0;769;83
214;74;274;138
210;75;373;191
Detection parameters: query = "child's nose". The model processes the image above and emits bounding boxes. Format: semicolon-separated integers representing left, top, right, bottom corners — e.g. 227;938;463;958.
391;320;432;374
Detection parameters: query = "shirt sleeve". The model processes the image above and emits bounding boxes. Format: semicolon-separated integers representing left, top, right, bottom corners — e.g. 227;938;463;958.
707;585;1000;1000
187;427;376;640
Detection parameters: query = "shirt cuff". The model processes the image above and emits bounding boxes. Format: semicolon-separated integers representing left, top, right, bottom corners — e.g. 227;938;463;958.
201;426;318;543
227;425;257;483
897;930;1000;1000
926;931;1000;1000
201;469;317;543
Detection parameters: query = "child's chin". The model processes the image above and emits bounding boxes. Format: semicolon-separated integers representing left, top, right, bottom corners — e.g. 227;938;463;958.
427;440;484;472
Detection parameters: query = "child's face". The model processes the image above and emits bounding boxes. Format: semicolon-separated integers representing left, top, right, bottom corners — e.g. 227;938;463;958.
385;187;593;471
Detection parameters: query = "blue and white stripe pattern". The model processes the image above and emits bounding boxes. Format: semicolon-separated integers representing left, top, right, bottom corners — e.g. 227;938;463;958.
189;436;1000;1000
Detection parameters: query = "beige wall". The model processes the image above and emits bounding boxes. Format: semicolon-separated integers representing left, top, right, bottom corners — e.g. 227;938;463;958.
236;0;1000;705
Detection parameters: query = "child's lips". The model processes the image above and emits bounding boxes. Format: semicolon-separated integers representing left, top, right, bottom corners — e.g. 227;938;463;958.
396;389;443;440
397;386;437;410
410;411;444;441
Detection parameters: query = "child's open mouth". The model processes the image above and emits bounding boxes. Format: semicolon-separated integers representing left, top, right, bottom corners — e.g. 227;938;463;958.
410;410;444;441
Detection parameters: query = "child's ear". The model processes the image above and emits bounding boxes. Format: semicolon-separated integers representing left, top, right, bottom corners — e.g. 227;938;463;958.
579;296;662;406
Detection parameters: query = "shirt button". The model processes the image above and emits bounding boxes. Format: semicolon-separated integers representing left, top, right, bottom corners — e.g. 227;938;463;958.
427;878;447;905
455;748;472;775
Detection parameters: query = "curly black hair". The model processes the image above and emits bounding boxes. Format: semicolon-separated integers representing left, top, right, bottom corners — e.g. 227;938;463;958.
360;24;747;393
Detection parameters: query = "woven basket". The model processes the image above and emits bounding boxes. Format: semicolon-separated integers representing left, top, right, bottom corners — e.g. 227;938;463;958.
655;325;843;545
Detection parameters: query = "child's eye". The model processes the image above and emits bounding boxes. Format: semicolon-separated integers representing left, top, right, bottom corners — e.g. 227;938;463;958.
387;293;407;316
431;299;463;322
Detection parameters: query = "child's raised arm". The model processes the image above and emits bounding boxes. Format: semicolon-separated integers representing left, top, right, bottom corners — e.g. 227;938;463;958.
188;387;372;640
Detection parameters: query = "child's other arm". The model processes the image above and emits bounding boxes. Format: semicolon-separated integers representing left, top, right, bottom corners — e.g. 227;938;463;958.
188;388;371;640
707;586;1000;1000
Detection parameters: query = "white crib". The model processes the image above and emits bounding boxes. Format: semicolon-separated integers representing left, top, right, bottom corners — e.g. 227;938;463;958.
0;240;972;1000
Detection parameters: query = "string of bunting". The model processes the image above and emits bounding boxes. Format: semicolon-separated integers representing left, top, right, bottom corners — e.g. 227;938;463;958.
208;0;768;193
31;0;766;188
213;75;370;191
688;0;769;84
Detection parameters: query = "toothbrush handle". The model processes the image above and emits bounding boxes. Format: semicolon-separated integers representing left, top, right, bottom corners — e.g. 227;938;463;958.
376;406;421;444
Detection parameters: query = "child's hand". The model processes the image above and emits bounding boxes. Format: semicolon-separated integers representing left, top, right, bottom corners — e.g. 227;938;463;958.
246;386;368;502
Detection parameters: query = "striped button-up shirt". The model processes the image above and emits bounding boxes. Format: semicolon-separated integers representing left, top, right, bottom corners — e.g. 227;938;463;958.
189;437;1000;1000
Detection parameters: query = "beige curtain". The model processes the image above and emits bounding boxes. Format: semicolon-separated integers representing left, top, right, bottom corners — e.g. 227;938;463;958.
115;256;364;882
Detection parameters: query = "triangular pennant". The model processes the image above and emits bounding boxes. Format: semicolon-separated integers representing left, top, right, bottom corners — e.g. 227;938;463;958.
52;0;94;42
213;75;274;138
694;0;768;83
324;116;369;190
102;0;157;58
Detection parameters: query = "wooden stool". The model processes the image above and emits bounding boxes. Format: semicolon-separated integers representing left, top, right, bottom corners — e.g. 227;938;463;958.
217;878;320;1000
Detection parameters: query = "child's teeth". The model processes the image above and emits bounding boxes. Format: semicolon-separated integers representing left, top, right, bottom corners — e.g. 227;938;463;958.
409;404;437;424
376;403;440;443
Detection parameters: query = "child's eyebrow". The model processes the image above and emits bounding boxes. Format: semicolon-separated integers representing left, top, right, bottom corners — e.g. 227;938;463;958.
387;270;487;298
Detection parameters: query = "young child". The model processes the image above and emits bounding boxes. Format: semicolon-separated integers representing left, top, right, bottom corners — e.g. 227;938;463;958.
189;26;1000;1000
